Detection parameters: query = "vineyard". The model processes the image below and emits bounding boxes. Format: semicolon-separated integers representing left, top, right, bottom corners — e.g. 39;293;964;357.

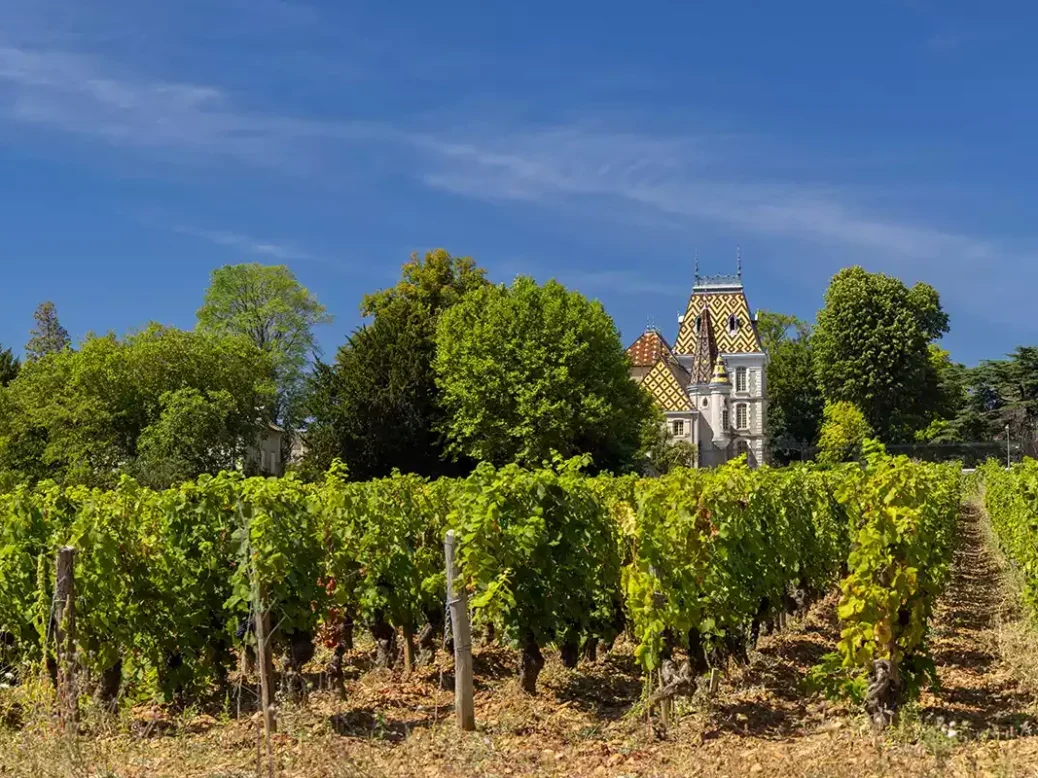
0;449;964;729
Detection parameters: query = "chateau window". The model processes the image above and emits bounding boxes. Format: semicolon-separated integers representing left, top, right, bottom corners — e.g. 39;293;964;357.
727;314;738;334
736;403;749;430
735;367;747;393
722;408;730;430
694;316;702;334
672;419;685;437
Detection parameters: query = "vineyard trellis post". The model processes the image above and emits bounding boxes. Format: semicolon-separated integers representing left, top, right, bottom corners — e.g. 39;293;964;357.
444;530;475;731
54;546;77;731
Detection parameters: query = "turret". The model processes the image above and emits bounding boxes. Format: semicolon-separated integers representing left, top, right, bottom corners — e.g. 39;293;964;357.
709;356;731;447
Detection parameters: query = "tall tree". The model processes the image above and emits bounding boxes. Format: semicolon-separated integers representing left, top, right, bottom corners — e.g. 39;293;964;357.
0;345;19;386
303;249;487;479
197;263;331;423
953;347;1038;447
25;301;70;361
757;311;824;463
434;276;656;471
812;267;949;441
361;248;487;319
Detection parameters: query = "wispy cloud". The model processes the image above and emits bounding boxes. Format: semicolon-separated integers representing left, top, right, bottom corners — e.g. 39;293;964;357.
171;225;313;261
415;125;1004;269
0;45;381;171
0;42;1033;317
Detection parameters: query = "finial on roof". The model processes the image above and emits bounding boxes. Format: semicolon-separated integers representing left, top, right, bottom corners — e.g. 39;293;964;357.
694;251;700;284
646;315;657;333
737;245;742;278
710;355;730;385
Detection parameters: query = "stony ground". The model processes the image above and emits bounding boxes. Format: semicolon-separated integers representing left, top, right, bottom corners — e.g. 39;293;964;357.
3;501;1038;777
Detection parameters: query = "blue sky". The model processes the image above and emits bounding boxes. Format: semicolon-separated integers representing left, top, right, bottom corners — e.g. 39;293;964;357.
1;0;1035;365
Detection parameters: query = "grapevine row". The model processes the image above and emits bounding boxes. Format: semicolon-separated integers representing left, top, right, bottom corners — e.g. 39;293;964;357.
981;459;1038;616
0;452;961;715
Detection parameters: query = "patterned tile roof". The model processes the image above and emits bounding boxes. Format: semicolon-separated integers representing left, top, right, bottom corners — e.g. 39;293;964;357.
626;329;674;367
675;289;763;355
687;303;718;385
640;358;692;412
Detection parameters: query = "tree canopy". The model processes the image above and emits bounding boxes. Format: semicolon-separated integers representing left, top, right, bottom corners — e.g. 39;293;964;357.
0;346;18;387
757;311;824;462
361;248;487;320
197;263;330;423
24;301;70;361
0;325;275;487
817;401;873;465
434;276;655;471
303;249;487;480
812;267;949;442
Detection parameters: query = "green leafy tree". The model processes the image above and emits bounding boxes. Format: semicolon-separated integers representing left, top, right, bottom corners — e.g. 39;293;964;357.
757;311;824;463
0;325;274;486
434;276;656;471
305;304;470;481
304;250;487;480
0;345;19;386
134;388;244;487
197;263;331;423
950;347;1038;450
817;401;873;464
812;267;949;441
24;301;71;361
361;248;487;319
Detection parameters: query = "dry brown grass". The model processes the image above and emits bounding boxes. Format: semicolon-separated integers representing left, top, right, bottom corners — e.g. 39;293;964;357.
4;501;1038;777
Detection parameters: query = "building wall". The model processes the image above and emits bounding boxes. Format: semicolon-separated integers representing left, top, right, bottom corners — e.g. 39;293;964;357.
246;427;285;476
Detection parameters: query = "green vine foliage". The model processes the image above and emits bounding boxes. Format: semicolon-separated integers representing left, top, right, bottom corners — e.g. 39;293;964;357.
622;459;849;671
450;456;619;654
981;458;1038;615
828;456;960;700
0;451;962;708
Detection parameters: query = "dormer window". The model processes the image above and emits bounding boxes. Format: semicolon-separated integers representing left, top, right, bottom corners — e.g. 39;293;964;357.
694;315;702;334
727;314;738;334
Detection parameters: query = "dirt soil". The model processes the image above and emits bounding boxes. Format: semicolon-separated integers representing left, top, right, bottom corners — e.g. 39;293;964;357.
2;502;1038;777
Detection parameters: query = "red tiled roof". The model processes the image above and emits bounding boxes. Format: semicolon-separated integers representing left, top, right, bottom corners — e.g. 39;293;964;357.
626;329;675;367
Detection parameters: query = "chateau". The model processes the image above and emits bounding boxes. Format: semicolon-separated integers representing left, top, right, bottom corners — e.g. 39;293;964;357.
627;261;768;467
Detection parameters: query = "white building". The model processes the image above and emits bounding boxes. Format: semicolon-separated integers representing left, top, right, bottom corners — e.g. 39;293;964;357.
627;264;768;467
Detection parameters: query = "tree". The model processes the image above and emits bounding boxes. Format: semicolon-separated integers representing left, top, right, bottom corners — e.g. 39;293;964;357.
0;325;274;487
812;267;949;442
434;276;656;471
361;248;487;319
757;311;824;463
197;263;331;423
0;345;19;386
303;249;488;480
643;424;697;473
817;401;872;465
25;301;70;361
304;303;469;481
951;347;1038;448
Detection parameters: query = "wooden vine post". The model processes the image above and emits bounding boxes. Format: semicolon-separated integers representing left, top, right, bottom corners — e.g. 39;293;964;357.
251;581;277;736
444;530;475;731
54;546;77;730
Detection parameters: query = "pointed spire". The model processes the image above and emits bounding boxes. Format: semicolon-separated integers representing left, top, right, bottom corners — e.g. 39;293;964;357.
689;300;718;385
